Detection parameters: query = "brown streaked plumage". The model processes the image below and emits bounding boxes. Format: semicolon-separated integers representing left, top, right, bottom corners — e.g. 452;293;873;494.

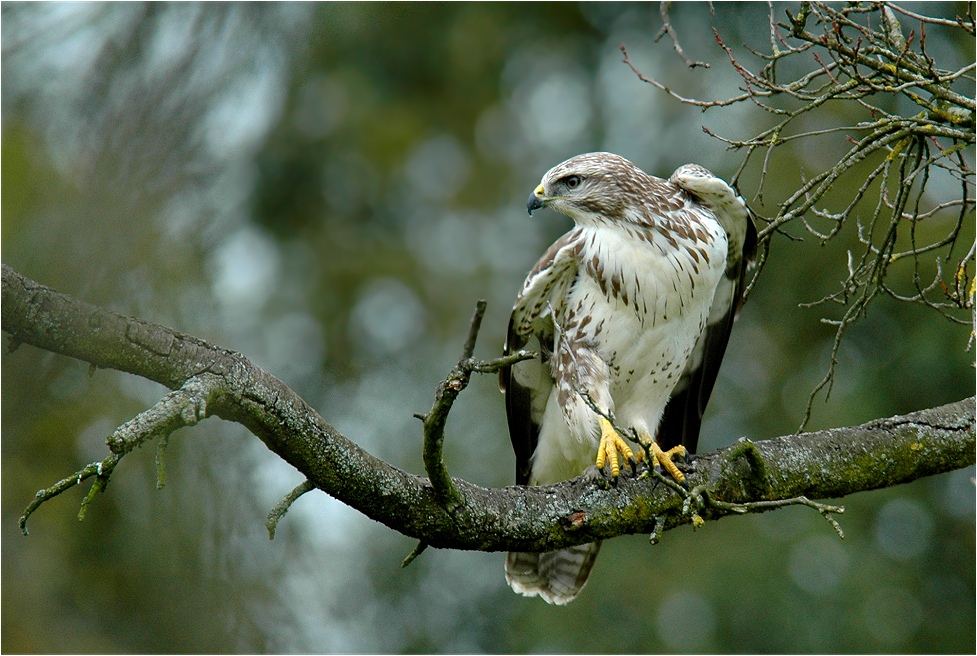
500;152;756;605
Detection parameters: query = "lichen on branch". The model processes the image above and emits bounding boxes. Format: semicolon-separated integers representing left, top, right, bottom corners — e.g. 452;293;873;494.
3;264;974;555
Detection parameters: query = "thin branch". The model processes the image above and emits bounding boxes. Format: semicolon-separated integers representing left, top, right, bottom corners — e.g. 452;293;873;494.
416;299;536;512
266;480;316;540
20;453;122;534
620;45;748;110
416;300;490;513
155;434;170;489
19;373;222;534
883;2;975;35
656;1;710;69
401;541;429;568
702;491;846;538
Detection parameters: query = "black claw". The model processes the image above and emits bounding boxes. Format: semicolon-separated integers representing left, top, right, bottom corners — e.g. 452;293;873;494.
674;456;696;481
628;456;646;477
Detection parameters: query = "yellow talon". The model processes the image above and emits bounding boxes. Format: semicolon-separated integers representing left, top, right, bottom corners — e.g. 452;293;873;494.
652;442;687;483
596;417;635;478
640;432;687;484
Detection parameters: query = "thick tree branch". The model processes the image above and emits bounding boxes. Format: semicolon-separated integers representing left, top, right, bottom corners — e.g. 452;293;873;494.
3;264;974;553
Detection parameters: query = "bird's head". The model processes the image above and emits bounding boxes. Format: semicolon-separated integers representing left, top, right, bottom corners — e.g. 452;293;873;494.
527;152;644;222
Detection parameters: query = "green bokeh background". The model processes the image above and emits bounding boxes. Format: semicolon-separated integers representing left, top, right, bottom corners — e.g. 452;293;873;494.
2;3;973;653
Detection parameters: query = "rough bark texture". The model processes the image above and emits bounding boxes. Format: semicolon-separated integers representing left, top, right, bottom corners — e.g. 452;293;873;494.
3;263;974;552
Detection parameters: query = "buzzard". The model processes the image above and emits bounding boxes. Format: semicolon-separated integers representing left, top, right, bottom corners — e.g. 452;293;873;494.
499;152;756;605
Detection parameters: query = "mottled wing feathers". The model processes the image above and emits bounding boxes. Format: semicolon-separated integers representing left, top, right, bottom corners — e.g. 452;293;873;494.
505;230;581;340
500;230;581;484
658;165;758;453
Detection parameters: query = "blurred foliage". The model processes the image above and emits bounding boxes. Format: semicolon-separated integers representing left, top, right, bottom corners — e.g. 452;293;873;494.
2;2;973;653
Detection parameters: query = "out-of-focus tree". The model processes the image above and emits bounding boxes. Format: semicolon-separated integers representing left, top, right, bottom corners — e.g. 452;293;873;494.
2;2;973;653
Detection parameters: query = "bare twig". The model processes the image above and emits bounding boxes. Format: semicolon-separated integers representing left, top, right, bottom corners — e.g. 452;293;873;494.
703;492;846;538
401;541;429;568
417;301;487;513
620;45;746;110
266;480;317;540
883;3;975;36
20;453;122;534
416;300;536;513
19;374;222;534
656;2;710;69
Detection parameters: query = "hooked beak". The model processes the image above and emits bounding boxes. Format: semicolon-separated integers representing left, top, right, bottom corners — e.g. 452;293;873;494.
527;184;545;215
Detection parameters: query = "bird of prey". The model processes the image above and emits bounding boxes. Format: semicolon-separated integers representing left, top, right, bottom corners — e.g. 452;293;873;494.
499;152;756;605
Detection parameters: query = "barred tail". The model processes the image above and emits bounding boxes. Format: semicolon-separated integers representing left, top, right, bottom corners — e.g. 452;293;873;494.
504;542;601;605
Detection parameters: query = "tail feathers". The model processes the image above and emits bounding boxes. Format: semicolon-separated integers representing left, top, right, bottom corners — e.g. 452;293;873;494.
505;542;601;605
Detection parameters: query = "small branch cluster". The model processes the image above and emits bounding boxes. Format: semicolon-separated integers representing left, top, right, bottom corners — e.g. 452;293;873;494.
19;373;221;534
694;489;846;538
414;300;535;511
405;299;536;563
686;436;845;539
627;1;976;428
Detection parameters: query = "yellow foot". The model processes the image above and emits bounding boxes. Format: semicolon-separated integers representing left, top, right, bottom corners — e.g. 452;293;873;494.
638;432;687;484
595;417;636;478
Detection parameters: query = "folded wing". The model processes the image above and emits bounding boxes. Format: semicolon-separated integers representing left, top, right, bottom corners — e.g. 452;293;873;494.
658;165;757;453
499;229;582;483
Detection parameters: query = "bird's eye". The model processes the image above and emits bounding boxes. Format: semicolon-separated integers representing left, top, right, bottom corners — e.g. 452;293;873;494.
563;175;582;190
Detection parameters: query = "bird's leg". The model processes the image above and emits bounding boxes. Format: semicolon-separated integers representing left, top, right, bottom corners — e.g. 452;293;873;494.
594;417;636;478
638;431;687;484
